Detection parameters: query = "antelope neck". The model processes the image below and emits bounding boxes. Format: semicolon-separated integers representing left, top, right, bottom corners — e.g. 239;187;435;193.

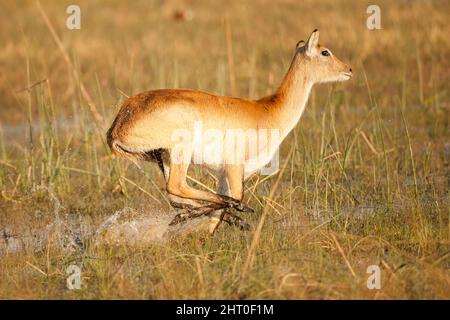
263;56;314;139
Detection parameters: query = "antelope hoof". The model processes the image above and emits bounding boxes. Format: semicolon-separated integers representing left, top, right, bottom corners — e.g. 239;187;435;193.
224;214;250;230
220;195;254;213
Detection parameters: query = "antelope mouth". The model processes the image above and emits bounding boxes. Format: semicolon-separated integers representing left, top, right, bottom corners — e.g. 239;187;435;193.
338;72;352;81
341;72;353;79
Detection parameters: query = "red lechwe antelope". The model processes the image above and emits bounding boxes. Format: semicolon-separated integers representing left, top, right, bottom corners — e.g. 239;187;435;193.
107;30;352;232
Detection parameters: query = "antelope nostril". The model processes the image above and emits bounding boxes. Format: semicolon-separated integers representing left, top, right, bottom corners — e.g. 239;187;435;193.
349;68;352;73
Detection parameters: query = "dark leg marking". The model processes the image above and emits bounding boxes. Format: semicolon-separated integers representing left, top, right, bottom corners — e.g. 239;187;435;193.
219;195;254;213
169;203;225;226
144;148;166;176
221;210;251;231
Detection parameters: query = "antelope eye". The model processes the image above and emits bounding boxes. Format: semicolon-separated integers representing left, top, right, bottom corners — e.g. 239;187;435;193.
321;50;330;56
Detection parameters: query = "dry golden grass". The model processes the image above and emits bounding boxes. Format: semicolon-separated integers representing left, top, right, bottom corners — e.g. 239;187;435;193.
0;0;449;299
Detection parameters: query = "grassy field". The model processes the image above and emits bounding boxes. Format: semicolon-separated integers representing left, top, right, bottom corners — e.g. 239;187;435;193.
0;0;449;299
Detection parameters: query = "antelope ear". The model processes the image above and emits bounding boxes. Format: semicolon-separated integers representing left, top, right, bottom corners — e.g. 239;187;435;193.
305;29;320;56
296;40;305;49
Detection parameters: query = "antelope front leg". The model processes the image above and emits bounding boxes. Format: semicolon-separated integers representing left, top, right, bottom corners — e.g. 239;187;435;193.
209;164;252;233
216;164;253;213
223;164;253;227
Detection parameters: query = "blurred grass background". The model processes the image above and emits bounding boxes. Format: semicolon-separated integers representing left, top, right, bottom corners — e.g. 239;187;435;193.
0;0;448;299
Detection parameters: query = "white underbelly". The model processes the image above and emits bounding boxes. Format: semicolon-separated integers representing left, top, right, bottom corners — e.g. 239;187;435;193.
189;126;281;177
191;141;279;178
